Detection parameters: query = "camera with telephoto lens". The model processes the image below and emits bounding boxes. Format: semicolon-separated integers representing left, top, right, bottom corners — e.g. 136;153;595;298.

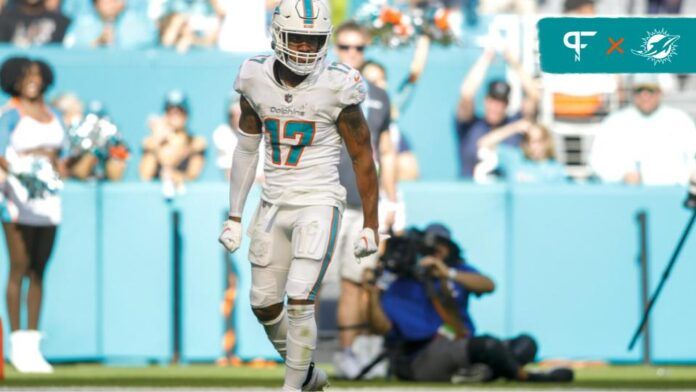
379;227;463;280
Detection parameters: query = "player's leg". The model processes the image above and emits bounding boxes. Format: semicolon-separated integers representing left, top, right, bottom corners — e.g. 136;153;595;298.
334;208;378;378
284;205;341;391
248;203;293;360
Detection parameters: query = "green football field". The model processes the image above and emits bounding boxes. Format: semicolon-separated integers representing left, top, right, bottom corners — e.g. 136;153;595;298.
2;364;696;390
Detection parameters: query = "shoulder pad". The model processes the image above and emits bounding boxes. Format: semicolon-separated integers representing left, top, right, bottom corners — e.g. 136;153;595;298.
234;55;270;96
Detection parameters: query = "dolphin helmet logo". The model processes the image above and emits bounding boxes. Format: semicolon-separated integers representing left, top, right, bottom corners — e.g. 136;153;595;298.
632;29;680;65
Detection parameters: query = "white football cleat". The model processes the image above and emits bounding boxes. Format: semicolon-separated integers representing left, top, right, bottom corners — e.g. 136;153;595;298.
302;362;329;391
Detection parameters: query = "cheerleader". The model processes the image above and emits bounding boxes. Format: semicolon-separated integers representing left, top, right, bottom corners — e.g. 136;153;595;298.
0;57;66;373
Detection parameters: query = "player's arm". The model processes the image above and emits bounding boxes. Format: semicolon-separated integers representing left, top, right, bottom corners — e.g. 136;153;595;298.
337;104;379;241
219;95;262;252
229;96;263;222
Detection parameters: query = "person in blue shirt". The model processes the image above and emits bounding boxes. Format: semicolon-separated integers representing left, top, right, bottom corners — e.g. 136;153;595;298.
63;0;156;49
454;47;540;178
364;223;573;383
476;120;567;183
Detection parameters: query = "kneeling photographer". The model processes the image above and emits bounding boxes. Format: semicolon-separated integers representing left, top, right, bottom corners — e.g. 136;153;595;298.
363;223;573;383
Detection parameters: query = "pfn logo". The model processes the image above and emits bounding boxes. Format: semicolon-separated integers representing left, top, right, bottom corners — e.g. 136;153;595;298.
563;31;597;62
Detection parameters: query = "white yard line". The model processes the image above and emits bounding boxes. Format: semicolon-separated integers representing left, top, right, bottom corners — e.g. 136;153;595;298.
2;388;695;392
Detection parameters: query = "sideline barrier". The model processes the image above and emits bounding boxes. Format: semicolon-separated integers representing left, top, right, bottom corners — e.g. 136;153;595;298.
0;182;694;363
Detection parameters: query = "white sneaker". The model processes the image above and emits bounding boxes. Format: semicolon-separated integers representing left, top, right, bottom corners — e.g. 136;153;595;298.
332;351;361;380
354;335;387;380
10;331;33;373
302;362;329;391
25;330;53;374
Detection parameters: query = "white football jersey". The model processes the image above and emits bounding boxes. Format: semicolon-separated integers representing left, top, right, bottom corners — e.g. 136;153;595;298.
234;55;366;210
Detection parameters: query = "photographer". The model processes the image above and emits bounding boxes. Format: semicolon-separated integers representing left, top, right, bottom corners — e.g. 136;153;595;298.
364;223;573;383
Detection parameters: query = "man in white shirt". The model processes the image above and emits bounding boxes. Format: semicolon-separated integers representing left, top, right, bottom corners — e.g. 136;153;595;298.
590;74;696;185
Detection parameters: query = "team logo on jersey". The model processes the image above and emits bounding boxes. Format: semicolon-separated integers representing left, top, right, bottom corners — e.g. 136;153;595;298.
632;29;680;65
271;106;305;116
285;94;293;103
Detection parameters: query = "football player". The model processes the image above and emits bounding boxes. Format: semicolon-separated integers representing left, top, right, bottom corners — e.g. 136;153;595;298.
218;0;380;391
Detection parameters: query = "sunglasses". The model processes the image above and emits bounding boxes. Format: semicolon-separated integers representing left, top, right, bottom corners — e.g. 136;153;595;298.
634;86;658;94
337;44;365;52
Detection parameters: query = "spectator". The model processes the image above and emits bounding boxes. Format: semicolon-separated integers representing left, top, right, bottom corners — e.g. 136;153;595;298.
648;0;682;14
140;90;206;196
539;0;624;180
455;47;539;178
361;60;419;181
53;96;128;181
211;93;263;180
63;0;156;49
0;0;70;46
590;74;696;186
364;224;573;383
0;57;66;374
563;0;595;14
328;21;400;380
51;92;83;128
476;121;566;183
157;0;223;53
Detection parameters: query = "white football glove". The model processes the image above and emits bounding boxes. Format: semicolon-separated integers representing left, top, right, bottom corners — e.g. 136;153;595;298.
219;218;242;253
353;227;379;261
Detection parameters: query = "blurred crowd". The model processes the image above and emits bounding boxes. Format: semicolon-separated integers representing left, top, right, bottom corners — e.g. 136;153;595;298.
0;0;693;189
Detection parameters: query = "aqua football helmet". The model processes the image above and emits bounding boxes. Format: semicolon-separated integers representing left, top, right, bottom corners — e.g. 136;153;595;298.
271;0;332;75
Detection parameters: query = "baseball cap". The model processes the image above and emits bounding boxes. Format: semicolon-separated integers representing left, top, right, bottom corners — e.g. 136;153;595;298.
164;89;189;113
632;74;661;90
487;80;511;103
424;223;452;241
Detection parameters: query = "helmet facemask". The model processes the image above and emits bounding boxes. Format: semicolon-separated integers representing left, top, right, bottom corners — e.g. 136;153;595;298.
272;22;331;76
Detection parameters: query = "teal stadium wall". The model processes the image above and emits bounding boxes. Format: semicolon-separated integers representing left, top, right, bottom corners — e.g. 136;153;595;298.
0;48;695;364
0;182;693;363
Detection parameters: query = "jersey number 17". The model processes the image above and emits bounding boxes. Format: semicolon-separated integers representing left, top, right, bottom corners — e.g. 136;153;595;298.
264;119;316;167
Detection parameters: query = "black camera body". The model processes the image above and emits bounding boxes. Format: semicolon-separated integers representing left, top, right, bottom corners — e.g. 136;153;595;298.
380;228;463;280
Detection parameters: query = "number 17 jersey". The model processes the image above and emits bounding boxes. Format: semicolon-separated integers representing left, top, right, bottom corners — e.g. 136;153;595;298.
234;55;366;211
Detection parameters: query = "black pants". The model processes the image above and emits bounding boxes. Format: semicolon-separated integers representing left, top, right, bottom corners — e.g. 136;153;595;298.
397;334;537;382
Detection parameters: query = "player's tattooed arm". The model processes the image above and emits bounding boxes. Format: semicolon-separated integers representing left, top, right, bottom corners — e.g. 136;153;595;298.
239;96;263;135
337;104;379;233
